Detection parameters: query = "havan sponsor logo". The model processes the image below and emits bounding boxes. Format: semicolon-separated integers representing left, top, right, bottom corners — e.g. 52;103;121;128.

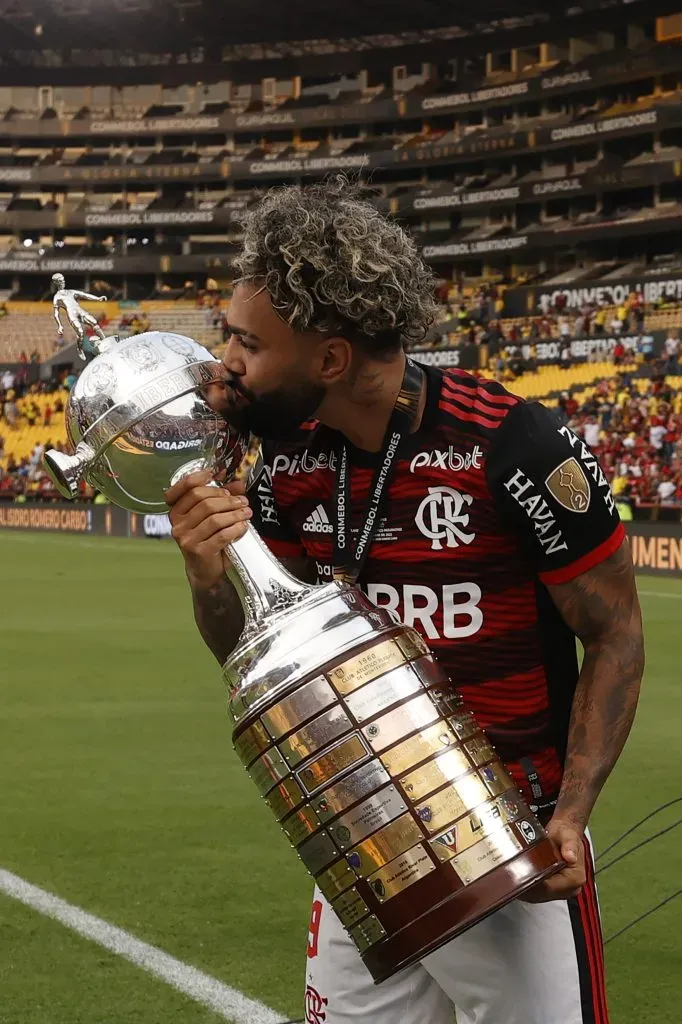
503;469;568;555
557;426;616;514
254;466;279;526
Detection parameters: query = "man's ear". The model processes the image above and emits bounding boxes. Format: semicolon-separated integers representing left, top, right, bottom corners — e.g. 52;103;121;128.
318;336;353;385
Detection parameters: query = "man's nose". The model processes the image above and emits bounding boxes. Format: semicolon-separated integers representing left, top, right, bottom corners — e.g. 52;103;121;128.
222;335;246;377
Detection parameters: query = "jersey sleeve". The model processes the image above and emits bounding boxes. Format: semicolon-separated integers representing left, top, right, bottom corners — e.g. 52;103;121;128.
247;442;305;561
486;401;626;584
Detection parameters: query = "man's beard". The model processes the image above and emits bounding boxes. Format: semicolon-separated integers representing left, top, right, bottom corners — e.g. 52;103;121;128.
223;377;325;440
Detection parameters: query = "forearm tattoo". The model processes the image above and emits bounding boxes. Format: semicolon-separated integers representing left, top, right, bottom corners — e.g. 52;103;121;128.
192;578;245;665
190;556;315;665
547;541;645;830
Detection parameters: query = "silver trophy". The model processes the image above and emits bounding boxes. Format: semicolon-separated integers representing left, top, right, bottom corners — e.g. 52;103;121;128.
52;273;108;361
44;331;561;983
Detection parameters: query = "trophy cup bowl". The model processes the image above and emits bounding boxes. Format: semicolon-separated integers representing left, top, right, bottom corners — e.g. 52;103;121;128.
45;329;563;984
43;330;248;511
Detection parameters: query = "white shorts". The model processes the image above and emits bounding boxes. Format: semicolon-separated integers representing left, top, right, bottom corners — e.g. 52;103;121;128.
304;836;608;1024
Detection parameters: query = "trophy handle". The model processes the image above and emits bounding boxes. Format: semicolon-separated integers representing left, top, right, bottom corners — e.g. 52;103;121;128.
43;442;97;499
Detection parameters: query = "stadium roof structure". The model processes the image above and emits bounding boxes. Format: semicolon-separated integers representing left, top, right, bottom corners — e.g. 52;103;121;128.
0;0;672;59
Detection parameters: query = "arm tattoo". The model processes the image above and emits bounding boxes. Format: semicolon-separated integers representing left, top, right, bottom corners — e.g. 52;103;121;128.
190;556;316;666
547;540;645;830
192;577;245;666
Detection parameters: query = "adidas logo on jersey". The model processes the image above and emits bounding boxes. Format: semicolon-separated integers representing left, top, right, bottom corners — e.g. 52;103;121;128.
302;504;333;534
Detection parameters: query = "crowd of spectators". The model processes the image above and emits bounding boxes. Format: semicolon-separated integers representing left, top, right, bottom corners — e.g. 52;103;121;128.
421;280;681;357
559;371;682;510
536;289;647;338
2;361;681;510
117;309;150;336
0;367;74;502
1;280;682;510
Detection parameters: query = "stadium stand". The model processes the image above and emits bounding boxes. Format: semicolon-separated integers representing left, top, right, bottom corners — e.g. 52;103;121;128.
2;350;680;506
0;300;222;361
0;0;681;513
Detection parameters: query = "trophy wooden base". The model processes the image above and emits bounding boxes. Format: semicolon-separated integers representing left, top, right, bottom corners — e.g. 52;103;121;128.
362;837;562;983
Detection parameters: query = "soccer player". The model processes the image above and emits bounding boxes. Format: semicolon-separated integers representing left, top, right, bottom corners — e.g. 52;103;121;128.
166;180;644;1024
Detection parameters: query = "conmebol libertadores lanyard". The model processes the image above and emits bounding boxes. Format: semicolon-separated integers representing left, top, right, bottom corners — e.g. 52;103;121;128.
332;357;424;584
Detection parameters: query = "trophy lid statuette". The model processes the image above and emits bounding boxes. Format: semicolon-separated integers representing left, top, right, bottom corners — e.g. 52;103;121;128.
51;273;109;362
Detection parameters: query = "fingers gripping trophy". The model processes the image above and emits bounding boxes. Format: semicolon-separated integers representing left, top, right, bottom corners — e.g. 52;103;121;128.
51;273;108;361
43;329;562;984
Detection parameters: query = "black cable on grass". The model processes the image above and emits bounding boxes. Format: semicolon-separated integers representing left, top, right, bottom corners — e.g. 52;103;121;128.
595;797;682;862
604;889;681;944
595;819;681;876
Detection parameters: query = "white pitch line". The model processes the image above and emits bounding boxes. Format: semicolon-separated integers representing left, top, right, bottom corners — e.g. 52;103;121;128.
638;589;682;599
0;868;287;1024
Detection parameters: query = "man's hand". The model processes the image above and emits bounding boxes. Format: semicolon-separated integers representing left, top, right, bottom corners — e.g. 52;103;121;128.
57;326;64;336
99;295;107;301
521;817;586;903
165;469;253;589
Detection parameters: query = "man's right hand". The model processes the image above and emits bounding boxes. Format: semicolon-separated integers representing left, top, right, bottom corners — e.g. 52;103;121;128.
165;469;253;590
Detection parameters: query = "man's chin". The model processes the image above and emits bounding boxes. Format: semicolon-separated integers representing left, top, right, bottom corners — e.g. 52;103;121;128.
222;408;306;441
221;404;251;434
245;418;305;441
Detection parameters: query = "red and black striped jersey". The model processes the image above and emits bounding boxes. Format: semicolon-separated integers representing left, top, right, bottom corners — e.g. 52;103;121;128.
249;365;625;815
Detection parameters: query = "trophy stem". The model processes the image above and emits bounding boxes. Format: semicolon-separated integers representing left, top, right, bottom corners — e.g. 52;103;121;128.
170;459;315;635
225;525;314;631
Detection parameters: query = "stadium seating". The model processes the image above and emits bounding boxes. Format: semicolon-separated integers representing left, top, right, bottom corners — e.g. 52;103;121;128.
0;16;680;505
0;310;73;362
503;361;638;405
0;301;222;361
0;388;69;465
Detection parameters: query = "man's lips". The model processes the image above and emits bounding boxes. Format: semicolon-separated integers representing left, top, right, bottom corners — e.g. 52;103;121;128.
226;381;250;406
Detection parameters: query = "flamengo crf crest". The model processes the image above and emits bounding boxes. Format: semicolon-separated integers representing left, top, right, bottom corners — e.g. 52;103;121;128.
415;486;476;551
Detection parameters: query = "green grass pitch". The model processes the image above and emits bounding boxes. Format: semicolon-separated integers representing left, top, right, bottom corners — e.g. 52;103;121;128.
0;530;679;1024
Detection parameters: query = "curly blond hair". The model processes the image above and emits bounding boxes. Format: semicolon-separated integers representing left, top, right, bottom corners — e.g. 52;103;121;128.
233;178;437;354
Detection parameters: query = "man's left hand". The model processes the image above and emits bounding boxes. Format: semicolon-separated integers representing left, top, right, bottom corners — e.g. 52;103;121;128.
520;817;586;903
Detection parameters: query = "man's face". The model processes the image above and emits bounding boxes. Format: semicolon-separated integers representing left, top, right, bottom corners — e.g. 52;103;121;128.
217;281;327;440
